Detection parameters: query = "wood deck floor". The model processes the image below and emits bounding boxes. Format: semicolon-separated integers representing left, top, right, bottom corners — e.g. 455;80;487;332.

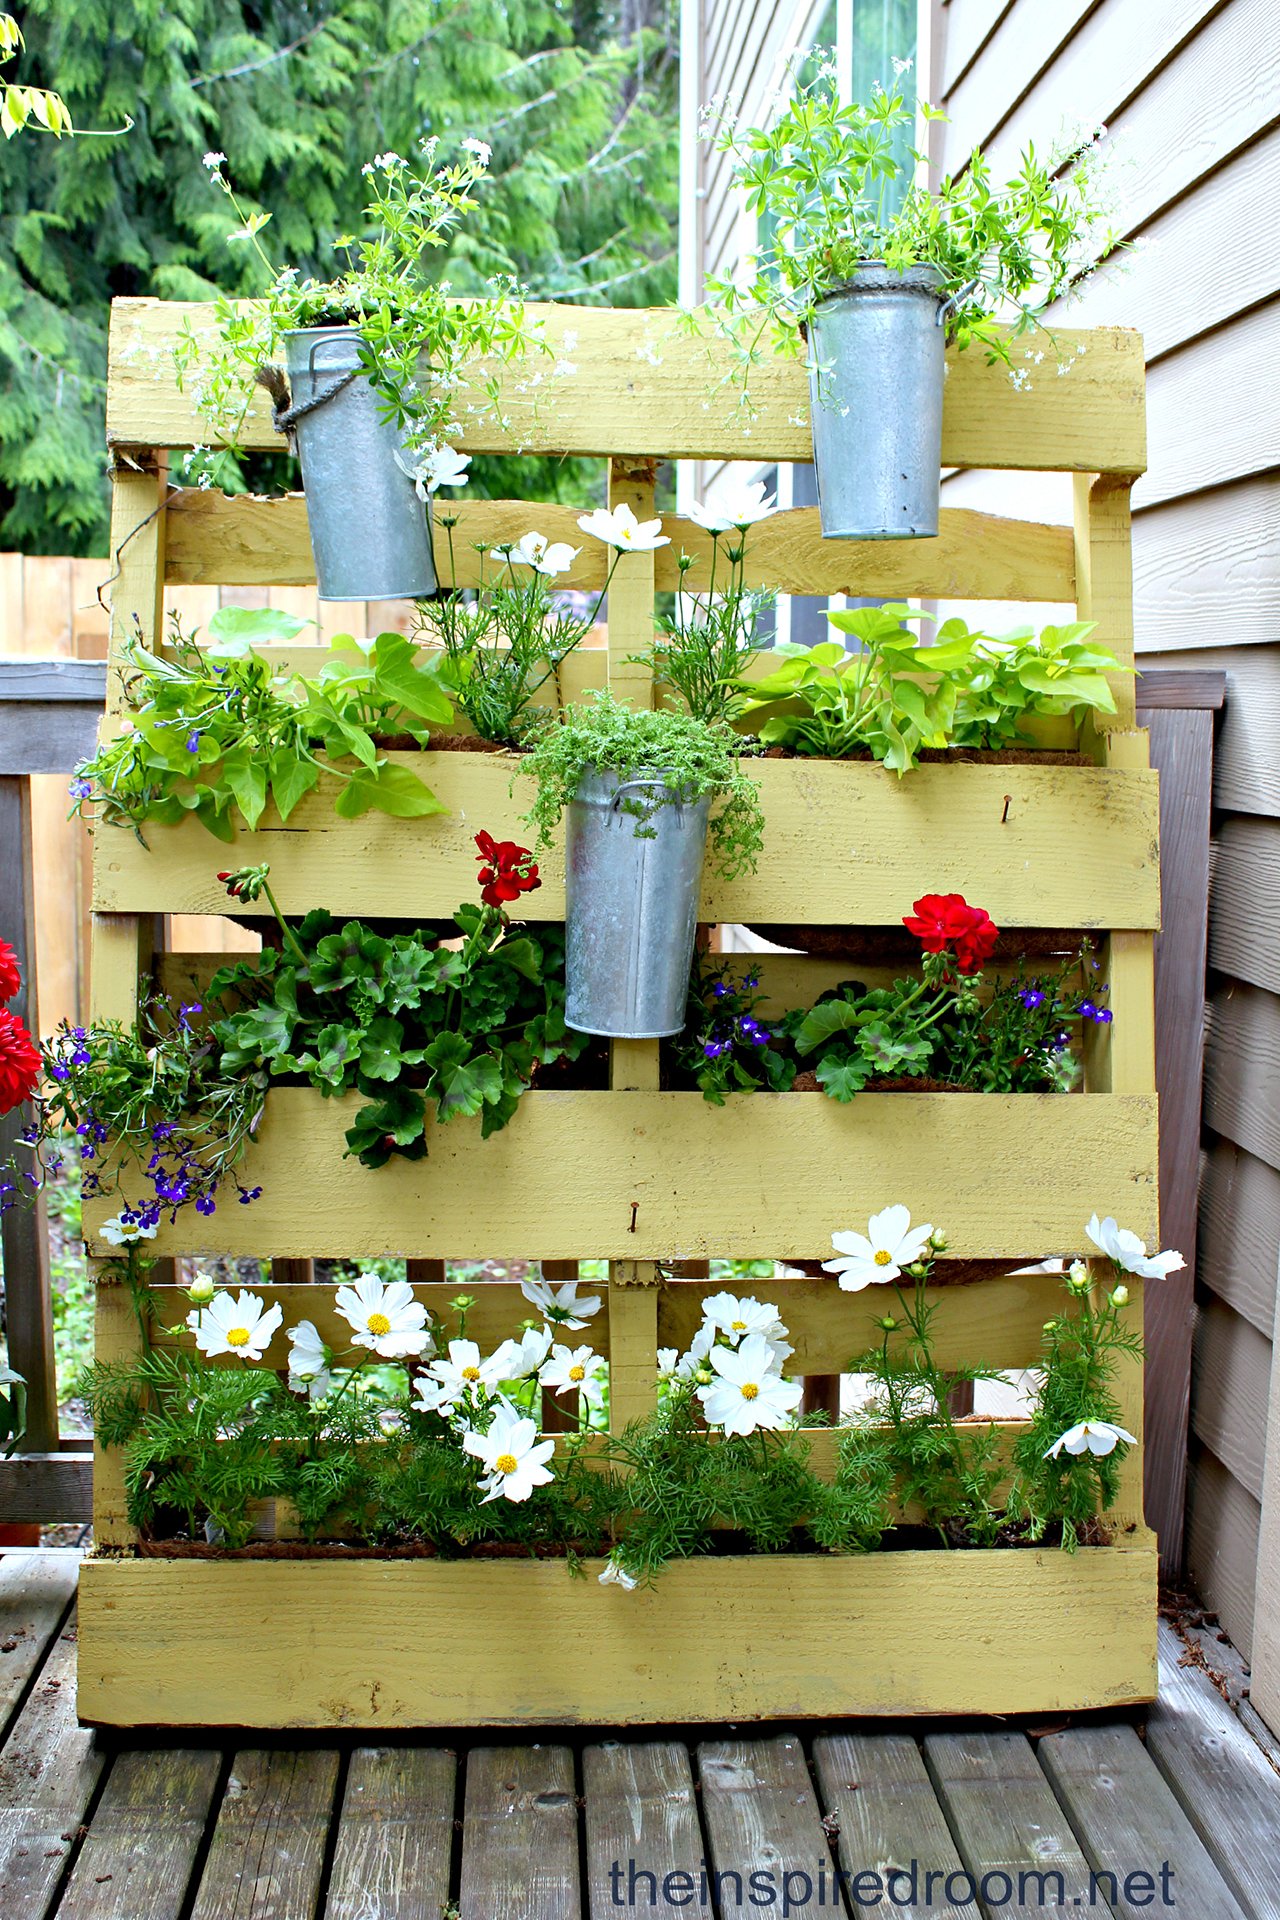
2;1553;1278;1920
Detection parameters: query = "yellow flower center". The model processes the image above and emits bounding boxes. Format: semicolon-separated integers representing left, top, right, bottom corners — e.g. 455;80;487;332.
461;1365;481;1382
874;1249;893;1266
226;1327;251;1348
366;1312;392;1336
741;1382;759;1400
569;1364;586;1382
731;1319;747;1330
494;1453;519;1475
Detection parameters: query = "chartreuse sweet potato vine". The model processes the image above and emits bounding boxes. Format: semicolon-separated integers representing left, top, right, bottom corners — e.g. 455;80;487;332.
71;605;454;841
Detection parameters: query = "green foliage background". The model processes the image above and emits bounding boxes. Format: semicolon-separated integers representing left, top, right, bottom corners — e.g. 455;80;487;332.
0;0;679;552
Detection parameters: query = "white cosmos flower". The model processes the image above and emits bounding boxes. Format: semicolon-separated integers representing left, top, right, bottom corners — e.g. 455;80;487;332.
421;444;471;492
492;532;580;577
99;1213;158;1246
188;1289;283;1362
701;1292;782;1347
286;1320;331;1400
657;1347;680;1377
539;1342;601;1398
520;1275;602;1329
461;136;492;164
822;1205;934;1291
671;1324;715;1381
490;1324;554;1379
686;480;776;533
464;1405;556;1503
1084;1214;1186;1281
427;1337;510;1399
577;503;670;552
1045;1418;1138;1460
697;1334;804;1436
411;1373;457;1416
334;1275;431;1359
598;1556;638;1590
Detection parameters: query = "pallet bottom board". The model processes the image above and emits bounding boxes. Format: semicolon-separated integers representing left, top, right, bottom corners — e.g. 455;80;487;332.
77;1539;1157;1727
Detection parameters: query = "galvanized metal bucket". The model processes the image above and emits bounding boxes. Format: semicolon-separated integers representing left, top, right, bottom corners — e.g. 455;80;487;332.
806;263;949;541
282;327;438;601
564;768;711;1038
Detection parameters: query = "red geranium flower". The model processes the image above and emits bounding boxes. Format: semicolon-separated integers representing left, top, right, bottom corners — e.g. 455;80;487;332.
0;939;20;1004
0;1008;41;1115
474;831;542;910
903;893;999;976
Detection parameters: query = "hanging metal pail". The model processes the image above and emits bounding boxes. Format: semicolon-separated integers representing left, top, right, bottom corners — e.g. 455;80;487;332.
806;263;949;541
282;327;438;601
564;768;712;1039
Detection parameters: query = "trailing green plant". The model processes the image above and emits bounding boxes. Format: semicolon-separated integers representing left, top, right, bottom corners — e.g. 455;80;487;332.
71;605;453;841
2;995;266;1238
732;607;1122;771
176;142;541;474
519;690;764;879
209;852;591;1167
697;61;1117;393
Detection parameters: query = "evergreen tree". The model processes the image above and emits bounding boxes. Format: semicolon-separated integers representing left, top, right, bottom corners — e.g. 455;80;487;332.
0;0;678;551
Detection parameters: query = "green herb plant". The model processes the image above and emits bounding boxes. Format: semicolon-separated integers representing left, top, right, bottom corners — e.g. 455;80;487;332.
520;690;764;879
698;63;1117;395
176;143;541;470
72;605;454;842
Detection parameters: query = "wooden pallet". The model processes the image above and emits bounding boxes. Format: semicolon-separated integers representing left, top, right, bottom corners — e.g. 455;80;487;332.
81;297;1159;1726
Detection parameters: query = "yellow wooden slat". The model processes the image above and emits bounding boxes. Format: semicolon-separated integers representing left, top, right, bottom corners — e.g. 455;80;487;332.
106;299;1147;474
162;490;1077;604
82;1088;1159;1261
90;754;1162;929
76;1540;1157;1727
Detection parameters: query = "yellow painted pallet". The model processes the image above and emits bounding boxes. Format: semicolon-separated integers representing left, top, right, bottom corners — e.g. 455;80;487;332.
81;298;1159;1726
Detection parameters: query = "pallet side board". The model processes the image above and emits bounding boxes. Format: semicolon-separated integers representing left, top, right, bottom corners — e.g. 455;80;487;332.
76;1541;1159;1727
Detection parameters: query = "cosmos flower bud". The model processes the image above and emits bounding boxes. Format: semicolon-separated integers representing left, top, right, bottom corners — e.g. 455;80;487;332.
1067;1260;1091;1294
186;1273;216;1306
906;1260;929;1279
928;1230;948;1252
876;1315;899;1333
1110;1284;1130;1308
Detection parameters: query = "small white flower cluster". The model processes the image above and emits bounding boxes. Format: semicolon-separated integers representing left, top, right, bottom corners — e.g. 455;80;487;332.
183;1269;606;1509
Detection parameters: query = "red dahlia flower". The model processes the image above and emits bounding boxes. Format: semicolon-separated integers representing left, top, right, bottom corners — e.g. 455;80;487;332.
0;939;20;1004
903;893;999;976
0;1008;41;1115
474;831;542;909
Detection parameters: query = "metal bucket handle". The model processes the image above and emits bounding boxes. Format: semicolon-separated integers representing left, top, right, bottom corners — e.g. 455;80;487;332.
610;775;685;825
935;277;982;329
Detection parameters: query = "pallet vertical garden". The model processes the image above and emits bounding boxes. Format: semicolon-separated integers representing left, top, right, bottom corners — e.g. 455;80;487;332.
75;298;1160;1727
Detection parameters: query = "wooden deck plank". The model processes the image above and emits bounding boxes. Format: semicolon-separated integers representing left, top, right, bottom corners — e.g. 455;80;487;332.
1039;1723;1246;1919
186;1748;340;1920
924;1731;1103;1916
54;1748;222;1920
1145;1623;1280;1919
812;1732;970;1918
0;1554;77;1744
324;1746;457;1920
584;1740;710;1917
458;1745;580;1920
697;1735;836;1917
0;1612;107;1920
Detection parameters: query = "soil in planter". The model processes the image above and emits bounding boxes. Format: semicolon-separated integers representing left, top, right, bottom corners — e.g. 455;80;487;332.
748;925;1087;964
751;746;1089;769
135;1516;1120;1559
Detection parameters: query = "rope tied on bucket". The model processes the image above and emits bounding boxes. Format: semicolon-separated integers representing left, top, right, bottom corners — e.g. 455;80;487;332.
254;362;357;452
